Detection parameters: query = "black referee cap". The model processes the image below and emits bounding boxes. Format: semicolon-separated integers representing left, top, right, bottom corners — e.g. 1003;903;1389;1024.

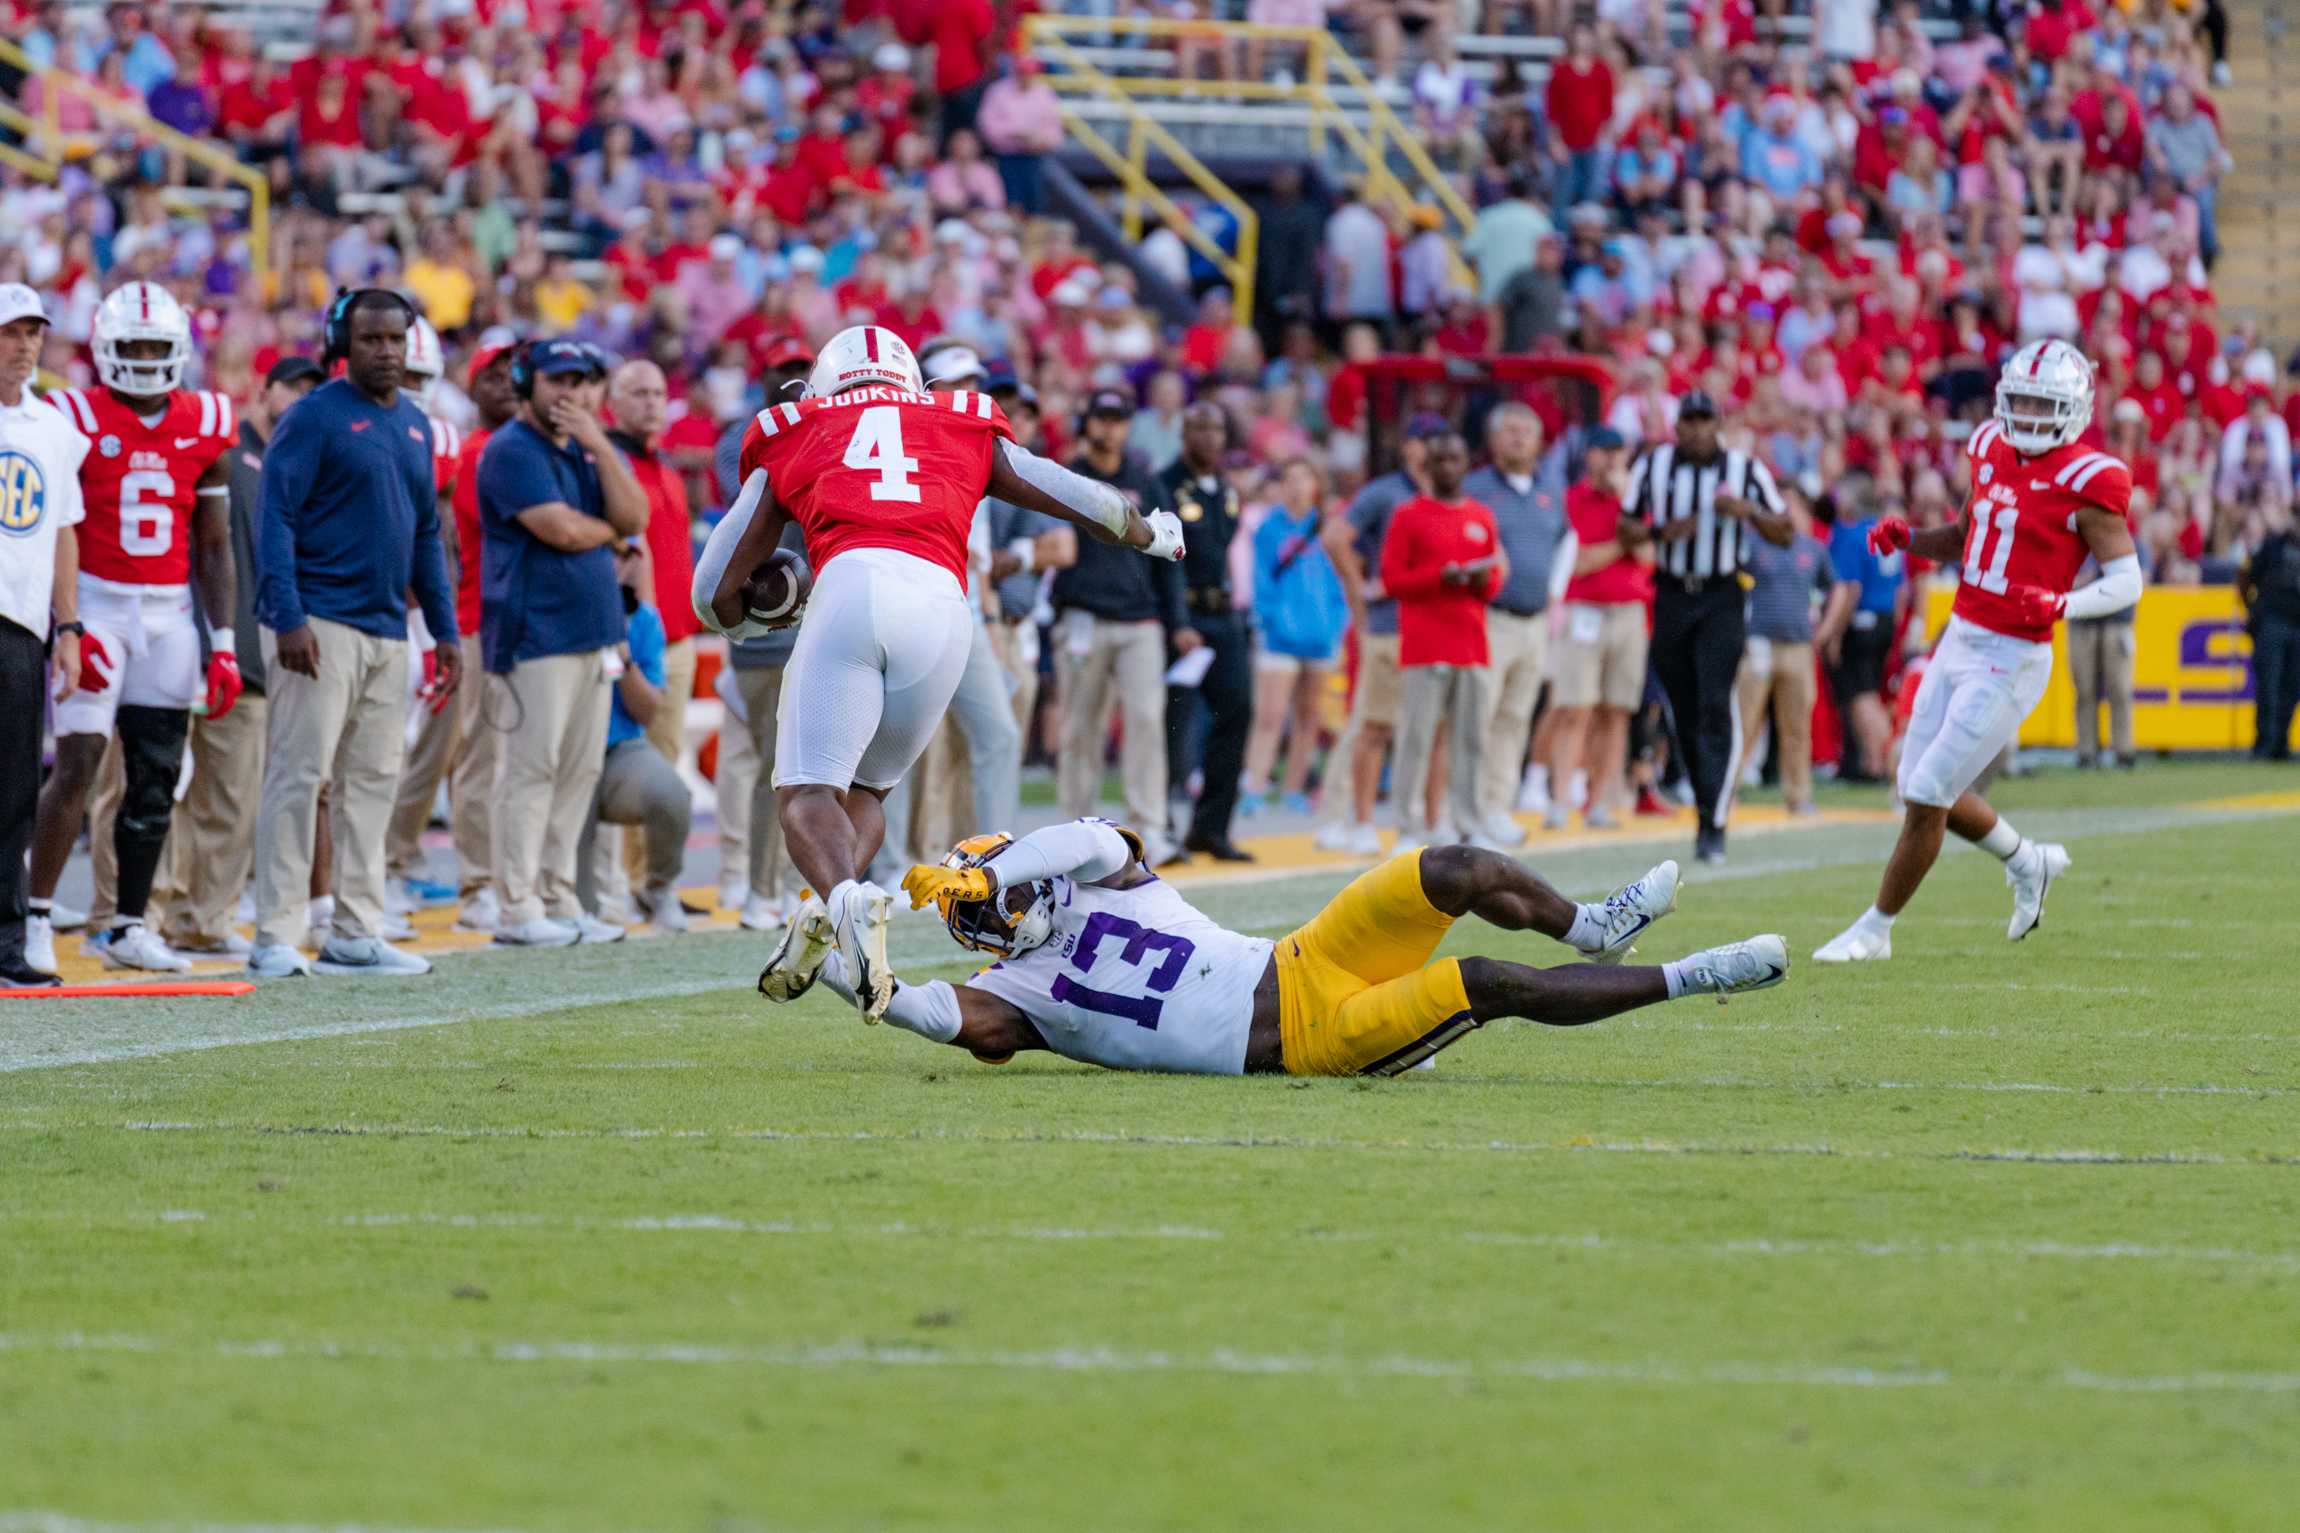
1679;389;1720;420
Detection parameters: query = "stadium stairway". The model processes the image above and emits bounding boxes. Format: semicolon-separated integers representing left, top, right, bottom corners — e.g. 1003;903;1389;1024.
2204;0;2293;338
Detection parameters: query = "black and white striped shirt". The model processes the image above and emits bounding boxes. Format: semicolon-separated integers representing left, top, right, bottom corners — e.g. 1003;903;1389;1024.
1623;444;1785;582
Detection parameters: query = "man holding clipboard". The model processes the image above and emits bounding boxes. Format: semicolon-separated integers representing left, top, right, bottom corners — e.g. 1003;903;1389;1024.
1380;430;1507;852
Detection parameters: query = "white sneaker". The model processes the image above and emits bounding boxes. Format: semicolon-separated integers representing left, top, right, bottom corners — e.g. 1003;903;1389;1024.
1677;934;1790;996
382;879;418;916
235;892;256;924
308;895;335;931
1588;860;1679;965
1813;921;1892;963
175;931;253;958
1344;823;1383;856
1392;833;1429;856
49;900;88;932
574;914;626;944
740;894;789;932
1479;815;1528;848
88;922;191;974
1312;822;1353;852
314;936;432;976
1543;805;1570;832
455;889;501;934
247;942;313;978
757;894;835;1002
23;915;57;977
1516;766;1551;814
717;877;747;914
636;888;689;934
378;911;418;942
832;883;896;1022
493;917;579;948
2006;841;2069;941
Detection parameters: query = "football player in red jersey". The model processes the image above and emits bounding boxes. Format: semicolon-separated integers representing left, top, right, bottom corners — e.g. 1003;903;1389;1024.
1816;339;2143;962
24;282;241;976
691;324;1186;1018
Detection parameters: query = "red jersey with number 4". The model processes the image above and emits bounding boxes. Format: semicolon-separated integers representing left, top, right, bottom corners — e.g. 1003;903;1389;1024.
1954;418;2132;643
45;386;236;586
739;386;1014;588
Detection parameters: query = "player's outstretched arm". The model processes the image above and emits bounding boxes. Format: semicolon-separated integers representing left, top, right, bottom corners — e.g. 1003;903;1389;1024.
902;819;1137;910
814;951;1048;1061
691;466;792;637
987;440;1184;559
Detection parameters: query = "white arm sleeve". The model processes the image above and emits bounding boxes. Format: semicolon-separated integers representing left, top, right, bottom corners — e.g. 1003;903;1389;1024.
1546;530;1579;608
690;467;777;640
1001;441;1132;537
2062;554;2142;620
985;819;1135;891
818;952;963;1043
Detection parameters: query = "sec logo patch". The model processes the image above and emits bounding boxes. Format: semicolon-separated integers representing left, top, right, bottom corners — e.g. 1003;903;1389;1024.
0;449;48;536
99;434;122;458
1464;521;1488;544
1978;462;1993;485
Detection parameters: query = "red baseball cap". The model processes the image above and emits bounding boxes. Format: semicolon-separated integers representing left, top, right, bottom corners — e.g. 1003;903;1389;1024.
763;336;815;368
468;341;516;381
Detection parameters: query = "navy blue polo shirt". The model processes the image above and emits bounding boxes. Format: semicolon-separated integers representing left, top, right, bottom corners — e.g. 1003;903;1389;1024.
255;378;455;642
475;417;624;674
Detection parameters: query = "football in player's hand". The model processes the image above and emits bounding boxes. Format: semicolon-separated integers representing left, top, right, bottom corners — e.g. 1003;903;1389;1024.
743;549;812;629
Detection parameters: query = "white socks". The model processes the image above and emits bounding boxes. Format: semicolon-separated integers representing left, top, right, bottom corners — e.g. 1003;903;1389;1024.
1976;820;2024;861
1563;903;1609;954
1854;905;1895;937
1662;959;1694;998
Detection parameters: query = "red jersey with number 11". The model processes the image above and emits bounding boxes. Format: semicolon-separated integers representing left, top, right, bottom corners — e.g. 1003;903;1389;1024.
45;386;236;586
1953;419;2132;643
738;386;1015;588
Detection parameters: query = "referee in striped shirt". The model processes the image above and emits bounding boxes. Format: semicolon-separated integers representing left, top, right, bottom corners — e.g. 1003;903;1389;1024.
1618;391;1791;864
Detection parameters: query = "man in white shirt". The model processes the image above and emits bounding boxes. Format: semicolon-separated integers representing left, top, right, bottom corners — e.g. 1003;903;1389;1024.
0;284;87;987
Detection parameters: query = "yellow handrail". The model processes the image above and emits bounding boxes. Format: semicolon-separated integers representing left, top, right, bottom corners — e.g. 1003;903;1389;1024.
1028;22;1260;325
1024;14;1470;289
0;37;269;288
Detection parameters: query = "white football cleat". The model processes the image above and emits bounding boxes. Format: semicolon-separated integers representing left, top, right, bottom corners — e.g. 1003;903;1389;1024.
2006;841;2070;941
23;915;57;977
1678;934;1790;996
1589;860;1679;964
88;922;192;973
757;894;835;1002
1813;922;1892;963
832;884;896;1022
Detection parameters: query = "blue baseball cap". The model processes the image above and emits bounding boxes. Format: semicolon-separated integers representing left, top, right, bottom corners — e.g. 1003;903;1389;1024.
527;337;606;379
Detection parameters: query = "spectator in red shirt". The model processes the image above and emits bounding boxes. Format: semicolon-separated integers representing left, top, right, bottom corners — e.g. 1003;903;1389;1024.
1543;427;1648;829
931;0;997;142
606;360;703;774
1545;27;1616;209
2125;348;2183;440
1380;432;1505;849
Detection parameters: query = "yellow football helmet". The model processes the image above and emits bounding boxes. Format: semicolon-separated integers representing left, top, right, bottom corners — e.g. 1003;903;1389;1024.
932;831;1059;957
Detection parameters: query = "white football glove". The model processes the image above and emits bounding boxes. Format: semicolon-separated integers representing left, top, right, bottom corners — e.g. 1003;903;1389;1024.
1143;508;1186;562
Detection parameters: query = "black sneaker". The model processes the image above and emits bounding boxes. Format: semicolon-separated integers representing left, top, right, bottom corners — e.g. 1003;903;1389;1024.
1;960;62;988
1695;827;1727;866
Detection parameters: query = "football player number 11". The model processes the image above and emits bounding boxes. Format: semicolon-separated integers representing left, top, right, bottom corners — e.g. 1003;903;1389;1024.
842;406;922;504
1963;505;2020;594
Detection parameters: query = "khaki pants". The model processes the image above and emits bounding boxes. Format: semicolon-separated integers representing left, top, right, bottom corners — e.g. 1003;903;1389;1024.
1317;632;1402;828
732;665;792;899
148;693;268;948
1478;609;1549;829
1735;637;1816;811
83;733;125;931
490;649;611;927
1055;614;1167;834
253;618;409;950
1394;663;1490;838
623;635;696;888
445;634;497;900
2066;618;2135;759
987;619;1040;738
385;662;458;883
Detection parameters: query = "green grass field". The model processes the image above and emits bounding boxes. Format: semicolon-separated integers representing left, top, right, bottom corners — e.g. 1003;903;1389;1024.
5;761;2297;1532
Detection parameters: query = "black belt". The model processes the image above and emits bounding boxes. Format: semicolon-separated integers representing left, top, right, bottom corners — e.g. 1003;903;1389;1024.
1492;602;1546;619
1657;572;1740;596
1187;586;1234;614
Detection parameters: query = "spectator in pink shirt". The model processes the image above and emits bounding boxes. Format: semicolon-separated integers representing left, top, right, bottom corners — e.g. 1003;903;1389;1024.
926;128;1007;216
976;58;1064;214
675;235;754;348
1778;343;1850;416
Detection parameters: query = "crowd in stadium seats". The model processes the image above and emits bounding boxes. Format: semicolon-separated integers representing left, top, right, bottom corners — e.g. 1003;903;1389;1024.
4;0;2296;965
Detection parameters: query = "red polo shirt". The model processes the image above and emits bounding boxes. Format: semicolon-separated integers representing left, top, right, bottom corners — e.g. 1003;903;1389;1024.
617;433;701;645
452;427;493;641
1380;494;1503;668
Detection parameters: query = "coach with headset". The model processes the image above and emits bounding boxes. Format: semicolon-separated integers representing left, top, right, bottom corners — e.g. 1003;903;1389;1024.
476;337;650;948
249;288;459;978
1617;389;1791;865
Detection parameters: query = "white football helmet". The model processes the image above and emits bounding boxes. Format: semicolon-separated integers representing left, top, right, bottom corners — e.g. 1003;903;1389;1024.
804;324;923;398
92;281;192;397
1995;338;2095;456
402;315;445;405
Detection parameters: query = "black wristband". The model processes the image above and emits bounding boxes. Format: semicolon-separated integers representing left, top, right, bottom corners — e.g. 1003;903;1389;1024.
53;621;83;637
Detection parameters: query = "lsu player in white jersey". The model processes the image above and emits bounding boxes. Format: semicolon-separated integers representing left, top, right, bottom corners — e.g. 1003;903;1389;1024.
761;820;1788;1076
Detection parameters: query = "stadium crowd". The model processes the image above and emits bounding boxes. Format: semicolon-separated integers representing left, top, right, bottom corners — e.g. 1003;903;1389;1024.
5;0;2299;971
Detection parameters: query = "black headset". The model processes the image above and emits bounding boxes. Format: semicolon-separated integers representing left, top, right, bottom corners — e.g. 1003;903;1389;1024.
508;339;538;400
321;286;418;366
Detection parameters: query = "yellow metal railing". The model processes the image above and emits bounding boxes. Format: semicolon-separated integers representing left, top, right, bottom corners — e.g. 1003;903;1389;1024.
1023;15;1473;287
1024;21;1259;325
0;38;269;287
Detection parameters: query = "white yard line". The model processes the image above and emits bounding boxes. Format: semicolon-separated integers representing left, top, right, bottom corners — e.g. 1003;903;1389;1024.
4;1118;2291;1166
13;1207;2297;1271
0;1516;540;1533
0;1330;2293;1396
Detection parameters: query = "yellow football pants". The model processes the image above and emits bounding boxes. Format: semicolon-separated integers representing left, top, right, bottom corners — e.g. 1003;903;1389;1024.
1275;852;1478;1076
